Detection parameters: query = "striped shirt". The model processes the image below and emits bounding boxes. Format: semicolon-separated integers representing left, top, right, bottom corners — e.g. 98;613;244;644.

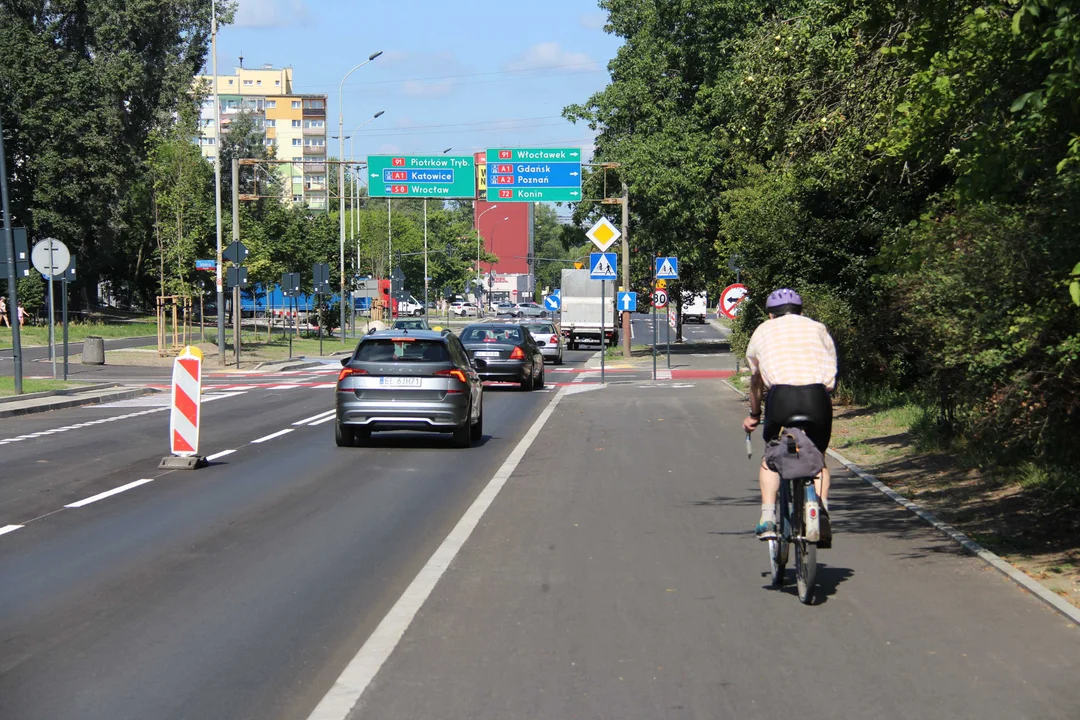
745;314;837;391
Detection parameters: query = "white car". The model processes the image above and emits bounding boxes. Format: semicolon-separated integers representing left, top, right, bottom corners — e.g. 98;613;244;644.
450;301;479;317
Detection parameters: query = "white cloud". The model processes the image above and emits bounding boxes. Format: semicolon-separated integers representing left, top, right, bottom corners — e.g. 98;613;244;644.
377;143;402;155
504;42;597;73
376;50;409;66
579;12;607;30
401;78;454;97
234;0;311;29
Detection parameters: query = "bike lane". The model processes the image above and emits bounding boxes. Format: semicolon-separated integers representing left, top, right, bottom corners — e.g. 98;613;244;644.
330;381;1080;720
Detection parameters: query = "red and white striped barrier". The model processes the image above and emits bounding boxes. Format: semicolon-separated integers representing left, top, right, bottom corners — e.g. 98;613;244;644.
160;346;207;469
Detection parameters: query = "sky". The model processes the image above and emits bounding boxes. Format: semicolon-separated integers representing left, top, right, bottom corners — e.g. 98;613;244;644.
209;0;622;163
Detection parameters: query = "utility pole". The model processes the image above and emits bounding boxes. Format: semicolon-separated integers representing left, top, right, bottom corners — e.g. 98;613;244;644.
0;112;23;394
423;198;429;314
232;157;240;365
621;180;630;359
212;0;225;366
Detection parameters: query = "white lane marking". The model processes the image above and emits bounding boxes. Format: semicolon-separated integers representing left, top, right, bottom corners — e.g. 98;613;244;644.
65;478;154;508
306;386;569;720
308;415;336;426
267;384;302;390
313;383;337;389
293;410;336;426
0;524;24;536
206;449;237;461
251;428;294;443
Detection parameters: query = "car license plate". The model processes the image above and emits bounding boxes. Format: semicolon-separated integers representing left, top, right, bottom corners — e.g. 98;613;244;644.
474;351;500;358
379;376;422;387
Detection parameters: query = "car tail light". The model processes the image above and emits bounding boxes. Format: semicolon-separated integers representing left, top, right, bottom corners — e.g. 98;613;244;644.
337;367;368;382
550;335;559;345
436;368;468;384
510;346;526;360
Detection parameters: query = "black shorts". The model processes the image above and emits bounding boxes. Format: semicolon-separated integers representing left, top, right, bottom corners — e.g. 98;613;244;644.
763;384;832;453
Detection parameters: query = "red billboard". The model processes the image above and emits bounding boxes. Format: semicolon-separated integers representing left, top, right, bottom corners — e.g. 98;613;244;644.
474;151;533;276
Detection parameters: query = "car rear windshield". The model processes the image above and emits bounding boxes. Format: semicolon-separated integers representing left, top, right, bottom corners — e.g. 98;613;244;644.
523;323;556;335
461;326;523;343
355;339;449;362
392;320;427;329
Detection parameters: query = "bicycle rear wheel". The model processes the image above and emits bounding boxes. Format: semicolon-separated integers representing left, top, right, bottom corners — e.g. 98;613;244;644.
796;540;817;604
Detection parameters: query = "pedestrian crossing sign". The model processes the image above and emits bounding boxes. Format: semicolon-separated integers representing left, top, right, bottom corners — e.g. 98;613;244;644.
589;252;618;280
655;256;679;280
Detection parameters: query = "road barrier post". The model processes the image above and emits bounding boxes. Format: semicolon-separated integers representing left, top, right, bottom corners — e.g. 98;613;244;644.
160;345;207;470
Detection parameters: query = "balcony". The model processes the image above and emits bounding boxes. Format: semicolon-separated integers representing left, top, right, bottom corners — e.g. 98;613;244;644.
302;107;326;118
303;162;326;173
305;182;326;191
303;145;325;155
302;126;325;135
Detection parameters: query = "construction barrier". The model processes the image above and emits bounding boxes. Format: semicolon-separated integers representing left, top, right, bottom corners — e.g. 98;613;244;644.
169;346;203;457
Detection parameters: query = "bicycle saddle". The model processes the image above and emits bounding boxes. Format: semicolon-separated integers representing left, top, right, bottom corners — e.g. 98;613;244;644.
784;414;813;426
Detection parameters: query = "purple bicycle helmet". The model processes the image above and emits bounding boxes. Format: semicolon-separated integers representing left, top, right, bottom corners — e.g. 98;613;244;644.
765;288;803;309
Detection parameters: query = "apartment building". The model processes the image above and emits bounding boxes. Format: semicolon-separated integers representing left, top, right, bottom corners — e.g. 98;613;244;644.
195;65;328;211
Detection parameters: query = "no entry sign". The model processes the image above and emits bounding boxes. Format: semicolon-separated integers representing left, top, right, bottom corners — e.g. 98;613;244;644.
719;283;748;319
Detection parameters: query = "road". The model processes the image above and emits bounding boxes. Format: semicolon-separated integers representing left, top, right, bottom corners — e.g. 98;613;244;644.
1;330;1077;720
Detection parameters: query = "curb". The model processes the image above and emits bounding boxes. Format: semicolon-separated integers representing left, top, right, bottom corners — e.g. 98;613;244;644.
826;448;1080;626
249;360;325;372
0;387;157;419
0;382;121;406
707;318;731;335
714;378;1080;625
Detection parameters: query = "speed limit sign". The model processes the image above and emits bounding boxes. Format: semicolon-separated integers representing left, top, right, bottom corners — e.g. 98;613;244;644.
652;288;669;309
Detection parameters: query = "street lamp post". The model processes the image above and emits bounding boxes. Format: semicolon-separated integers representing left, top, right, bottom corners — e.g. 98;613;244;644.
338;51;382;341
211;0;225;364
475;204;500;311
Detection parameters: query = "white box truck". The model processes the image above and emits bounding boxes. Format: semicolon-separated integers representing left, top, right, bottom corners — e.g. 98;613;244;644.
682;292;708;324
559;269;619;349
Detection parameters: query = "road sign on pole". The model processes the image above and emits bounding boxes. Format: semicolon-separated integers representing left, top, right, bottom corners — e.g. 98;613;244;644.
160;345;208;470
31;238;70;278
719;283;748;319
485;148;582;202
223;240;247;265
586;217;621;252
617;291;637;312
652;288;669;308
367;155;477;198
544;294;561;312
655;256;679;280
589;252;617;280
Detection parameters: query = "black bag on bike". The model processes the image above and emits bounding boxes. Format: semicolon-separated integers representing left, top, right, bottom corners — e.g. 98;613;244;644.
764;427;825;479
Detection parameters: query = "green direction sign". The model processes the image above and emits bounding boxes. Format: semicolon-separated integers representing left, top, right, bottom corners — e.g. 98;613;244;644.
367;155;476;198
485;147;582;202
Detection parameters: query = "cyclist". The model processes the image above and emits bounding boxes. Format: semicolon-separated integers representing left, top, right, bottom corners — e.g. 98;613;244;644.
742;289;837;543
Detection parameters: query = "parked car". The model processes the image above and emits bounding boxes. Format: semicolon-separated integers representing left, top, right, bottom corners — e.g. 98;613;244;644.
510;302;548;318
518;320;564;365
335;330;484;448
450;301;480;317
458;323;545;390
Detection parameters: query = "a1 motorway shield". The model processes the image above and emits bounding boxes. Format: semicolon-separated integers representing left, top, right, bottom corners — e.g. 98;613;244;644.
720;283;748;319
589;252;617;280
368;155;477;198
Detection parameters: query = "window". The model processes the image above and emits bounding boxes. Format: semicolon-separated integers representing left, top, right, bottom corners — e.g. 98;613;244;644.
256;80;262;86
293;195;303;202
293;156;303;162
303;99;324;109
264;138;275;146
303;119;324;129
292;138;302;146
291;119;301;128
304;138;325;147
291;100;301;109
243;79;253;86
356;339;449;363
275;80;281;86
264;119;275;127
228;79;234;85
266;100;276;108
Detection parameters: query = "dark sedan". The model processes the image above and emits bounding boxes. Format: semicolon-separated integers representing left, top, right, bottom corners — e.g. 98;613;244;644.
459;323;545;390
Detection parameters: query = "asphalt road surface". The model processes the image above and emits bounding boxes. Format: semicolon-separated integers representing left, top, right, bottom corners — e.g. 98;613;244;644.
2;342;1077;720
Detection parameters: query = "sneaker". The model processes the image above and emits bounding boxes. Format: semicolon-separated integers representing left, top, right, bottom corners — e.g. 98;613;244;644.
818;508;832;549
755;519;777;540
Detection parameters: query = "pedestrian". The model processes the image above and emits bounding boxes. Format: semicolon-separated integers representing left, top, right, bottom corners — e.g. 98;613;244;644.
0;295;8;327
17;301;28;327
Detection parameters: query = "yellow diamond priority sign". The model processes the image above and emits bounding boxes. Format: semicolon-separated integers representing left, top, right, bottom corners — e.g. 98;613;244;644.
586;217;621;252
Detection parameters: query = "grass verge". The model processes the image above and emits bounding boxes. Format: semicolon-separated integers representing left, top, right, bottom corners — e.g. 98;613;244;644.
0;377;83;396
0;322;158;348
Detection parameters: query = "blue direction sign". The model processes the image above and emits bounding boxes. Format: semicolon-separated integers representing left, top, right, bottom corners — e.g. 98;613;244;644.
195;259;216;271
617;291;637;312
485;148;581;202
544;294;561;311
589;252;618;280
655;256;679;280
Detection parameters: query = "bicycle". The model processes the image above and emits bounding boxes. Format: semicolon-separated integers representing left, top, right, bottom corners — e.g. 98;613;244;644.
748;414;822;605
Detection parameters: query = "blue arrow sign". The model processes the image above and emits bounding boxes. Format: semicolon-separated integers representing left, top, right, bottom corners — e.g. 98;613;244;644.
589;252;618;280
617;291;637;312
544;294;561;311
553;288;561;297
656;256;679;280
382;168;455;183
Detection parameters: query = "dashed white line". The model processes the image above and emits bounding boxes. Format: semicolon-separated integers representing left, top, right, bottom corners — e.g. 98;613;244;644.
313;383;337;389
0;524;24;536
308;415;336;426
267;384;302;390
251;428;294;443
206;449;237;461
293;410;336;426
65;479;154;508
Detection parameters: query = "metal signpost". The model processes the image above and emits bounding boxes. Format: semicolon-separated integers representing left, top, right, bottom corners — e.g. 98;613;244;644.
367;155;477;198
62;259;75;380
652;287;668;380
653;257;678;369
223;241;248;368
590;252;617;384
282;272;301;359
31;238;71;380
313;262;331;356
485;148;582;202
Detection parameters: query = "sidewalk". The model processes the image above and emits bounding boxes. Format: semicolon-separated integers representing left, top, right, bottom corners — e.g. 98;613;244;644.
0;384;156;419
344;381;1079;720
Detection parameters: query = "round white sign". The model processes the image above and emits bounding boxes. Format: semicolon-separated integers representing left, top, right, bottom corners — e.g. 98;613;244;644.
652;288;669;309
31;238;71;278
720;283;748;319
